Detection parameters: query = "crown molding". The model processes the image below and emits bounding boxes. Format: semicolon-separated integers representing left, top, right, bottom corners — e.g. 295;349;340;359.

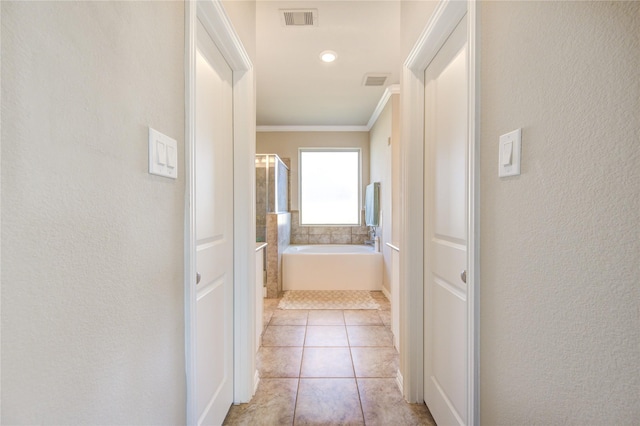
256;125;369;132
257;84;400;133
366;84;400;130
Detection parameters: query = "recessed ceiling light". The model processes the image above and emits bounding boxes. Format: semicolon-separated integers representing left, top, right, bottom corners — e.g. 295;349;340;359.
319;50;337;63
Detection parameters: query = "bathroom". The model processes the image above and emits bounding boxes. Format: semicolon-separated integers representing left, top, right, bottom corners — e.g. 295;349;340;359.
254;89;401;346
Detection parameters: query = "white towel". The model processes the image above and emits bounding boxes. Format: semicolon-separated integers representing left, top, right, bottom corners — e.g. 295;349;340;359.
365;182;380;226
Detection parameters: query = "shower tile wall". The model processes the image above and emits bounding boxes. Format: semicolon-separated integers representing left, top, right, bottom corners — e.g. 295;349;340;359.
291;210;369;245
257;154;291;298
256;162;268;242
266;212;291;298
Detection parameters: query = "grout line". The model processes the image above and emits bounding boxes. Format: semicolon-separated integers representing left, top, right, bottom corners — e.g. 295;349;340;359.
291;322;308;426
259;301;397;425
345;309;368;425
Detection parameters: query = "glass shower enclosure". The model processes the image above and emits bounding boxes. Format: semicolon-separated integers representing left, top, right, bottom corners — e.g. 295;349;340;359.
255;154;289;242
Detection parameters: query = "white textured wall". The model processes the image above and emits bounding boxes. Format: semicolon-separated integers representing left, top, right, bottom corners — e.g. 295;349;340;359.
1;2;186;423
256;132;370;211
479;1;640;423
369;99;394;292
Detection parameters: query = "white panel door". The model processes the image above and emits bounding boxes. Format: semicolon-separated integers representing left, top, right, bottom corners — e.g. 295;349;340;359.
195;20;234;426
423;14;469;426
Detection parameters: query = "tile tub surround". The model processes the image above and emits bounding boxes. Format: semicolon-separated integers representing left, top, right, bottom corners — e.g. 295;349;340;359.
266;212;291;298
256;161;267;242
224;292;436;425
290;210;370;245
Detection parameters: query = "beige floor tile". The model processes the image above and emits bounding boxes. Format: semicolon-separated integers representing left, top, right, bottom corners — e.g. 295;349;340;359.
223;378;298;425
307;309;345;325
377;299;391;310
344;309;383;325
357;378;436;426
262;298;279;330
262;325;306;346
304;325;349;347
351;347;398;378
262;310;274;331
270;309;309;325
257;346;303;378
370;292;391;310
369;291;386;300
346;326;393;347
378;309;392;327
230;293;428;425
263;298;280;310
301;347;354;378
295;378;364;425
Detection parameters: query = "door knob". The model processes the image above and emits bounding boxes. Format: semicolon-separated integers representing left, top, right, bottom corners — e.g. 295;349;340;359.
196;272;201;284
460;270;467;284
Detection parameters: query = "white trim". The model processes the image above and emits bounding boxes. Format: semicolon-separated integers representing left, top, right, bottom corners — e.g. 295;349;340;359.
256;125;368;133
404;0;467;72
366;84;400;130
399;60;425;404
467;2;481;423
400;1;479;425
184;3;197;422
381;285;391;302
385;242;400;252
195;1;251;72
185;1;256;424
253;370;260;396
233;65;257;404
395;369;404;394
256;83;401;133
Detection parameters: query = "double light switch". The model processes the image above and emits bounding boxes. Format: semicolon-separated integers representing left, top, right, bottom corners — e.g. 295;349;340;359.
149;127;178;179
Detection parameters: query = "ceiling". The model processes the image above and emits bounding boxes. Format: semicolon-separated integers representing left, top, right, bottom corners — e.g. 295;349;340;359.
255;1;401;128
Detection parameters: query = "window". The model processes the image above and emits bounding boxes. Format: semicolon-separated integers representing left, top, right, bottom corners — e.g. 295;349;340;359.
299;149;361;225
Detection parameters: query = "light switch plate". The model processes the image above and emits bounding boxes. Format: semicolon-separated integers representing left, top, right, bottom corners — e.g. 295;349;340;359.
498;128;521;177
149;127;177;179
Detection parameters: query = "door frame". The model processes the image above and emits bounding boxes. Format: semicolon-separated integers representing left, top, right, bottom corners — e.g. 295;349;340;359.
399;0;479;424
184;1;256;424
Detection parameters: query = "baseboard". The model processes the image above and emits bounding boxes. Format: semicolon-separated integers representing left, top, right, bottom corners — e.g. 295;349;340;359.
253;370;260;395
381;286;391;301
381;286;398;348
395;369;404;394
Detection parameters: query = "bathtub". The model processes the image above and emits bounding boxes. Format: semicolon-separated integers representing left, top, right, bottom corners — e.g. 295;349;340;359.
282;244;383;291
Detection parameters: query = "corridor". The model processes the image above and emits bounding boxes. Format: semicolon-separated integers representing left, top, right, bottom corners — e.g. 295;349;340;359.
224;292;435;425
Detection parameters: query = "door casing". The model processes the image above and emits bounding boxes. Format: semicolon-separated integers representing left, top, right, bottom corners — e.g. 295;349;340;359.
399;0;479;424
184;1;257;424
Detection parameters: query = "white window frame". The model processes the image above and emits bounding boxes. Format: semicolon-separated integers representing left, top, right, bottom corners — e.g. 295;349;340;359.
298;148;362;226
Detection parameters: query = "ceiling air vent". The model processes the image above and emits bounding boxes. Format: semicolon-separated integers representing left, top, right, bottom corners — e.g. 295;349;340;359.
281;9;318;27
362;74;389;87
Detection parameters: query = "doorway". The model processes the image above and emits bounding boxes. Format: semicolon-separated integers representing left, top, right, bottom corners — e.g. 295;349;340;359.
184;1;256;424
400;0;479;424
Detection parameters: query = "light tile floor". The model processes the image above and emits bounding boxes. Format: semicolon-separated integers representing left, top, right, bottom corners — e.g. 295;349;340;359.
223;292;436;425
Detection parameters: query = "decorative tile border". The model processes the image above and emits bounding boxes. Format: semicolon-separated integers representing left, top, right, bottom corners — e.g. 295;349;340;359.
290;210;370;245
